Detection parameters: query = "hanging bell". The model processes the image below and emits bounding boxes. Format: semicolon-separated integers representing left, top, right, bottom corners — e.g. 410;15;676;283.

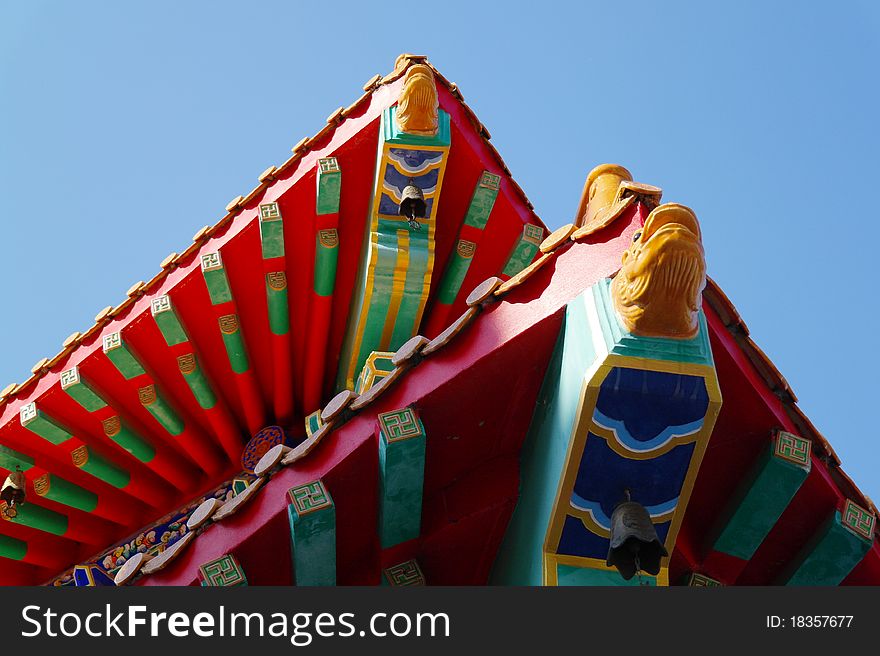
399;180;426;230
606;497;668;581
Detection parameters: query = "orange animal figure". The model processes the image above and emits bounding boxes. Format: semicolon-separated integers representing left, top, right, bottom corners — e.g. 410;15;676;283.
611;203;706;339
395;64;438;136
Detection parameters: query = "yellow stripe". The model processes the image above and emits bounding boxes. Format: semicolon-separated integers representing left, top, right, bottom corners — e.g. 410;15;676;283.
379;230;410;350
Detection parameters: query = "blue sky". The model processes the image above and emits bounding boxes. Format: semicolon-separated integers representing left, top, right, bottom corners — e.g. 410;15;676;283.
1;2;878;499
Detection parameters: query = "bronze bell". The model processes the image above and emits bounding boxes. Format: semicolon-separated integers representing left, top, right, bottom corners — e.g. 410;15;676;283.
606;496;668;580
399;180;426;229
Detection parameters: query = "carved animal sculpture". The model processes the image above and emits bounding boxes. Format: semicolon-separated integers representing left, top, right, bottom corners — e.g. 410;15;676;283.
395;64;439;136
611;203;706;339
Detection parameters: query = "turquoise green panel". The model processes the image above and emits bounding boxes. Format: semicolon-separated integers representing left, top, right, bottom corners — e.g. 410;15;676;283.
142;391;185;436
221;327;250;374
713;444;809;560
557;564;657;586
288;483;336;586
77;449;131;489
0;445;34;472
266;278;289;335
61;378;107;412
389;228;430;349
0;534;27;561
378;415;427;548
462;173;501;229
181;360;217;410
4;503;68;536
21;408;73;445
383;106;451;146
153;303;188;347
491;298;594;584
305;410;323;437
203;267;233;305
316;161;342;215
437;247;474;305
260;220;285;260
313;238;340;297
111;423;156;463
782;511;872;585
103;339;146;380
501;236;540;277
38;475;99;513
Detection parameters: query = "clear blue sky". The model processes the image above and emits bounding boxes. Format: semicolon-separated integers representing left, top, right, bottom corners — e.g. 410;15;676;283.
1;2;878;499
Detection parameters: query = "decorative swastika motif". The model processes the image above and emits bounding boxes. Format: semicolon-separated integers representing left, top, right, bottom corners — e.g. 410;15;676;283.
259;202;281;221
19;403;37;425
523;224;544;244
102;332;121;351
288;480;333;515
198;554;247;587
377;408;423;443
318;229;339;248
774;431;811;467
687;572;721;587
479;171;501;190
60;367;80;388
218;314;239;334
151;295;172;315
201;252;223;271
456;239;476;259
267;271;288;291
842;499;875;541
384;560;425;586
319;157;340;173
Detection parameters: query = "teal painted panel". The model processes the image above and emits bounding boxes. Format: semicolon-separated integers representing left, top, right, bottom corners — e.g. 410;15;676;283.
62;380;107;412
491;293;595;584
288;501;336;586
260;219;285;260
104;340;146;379
203;267;233;305
557;564;657;586
0;444;34;471
713;446;809;560
383;107;451;146
0;534;27;561
783;511;872;585
378;426;426;548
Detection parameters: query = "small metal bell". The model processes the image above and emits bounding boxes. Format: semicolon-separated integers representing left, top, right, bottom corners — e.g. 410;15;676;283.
399;180;426;230
606;493;668;581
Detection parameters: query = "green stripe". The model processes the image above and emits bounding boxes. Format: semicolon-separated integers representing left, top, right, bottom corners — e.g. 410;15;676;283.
0;444;34;471
266;279;289;335
0;535;27;561
142;392;185;436
181;359;217;409
62;379;107;412
260;220;285;259
104;339;146;380
317;168;341;215
77;449;130;489
501;238;540;277
5;503;68;536
153;303;188;346
462;175;500;230
313;239;339;297
783;511;872;585
21;410;73;445
221;327;250;374
203;267;233;305
437;247;474;305
38;475;99;513
353;225;398;379
111;423;157;462
390;228;429;349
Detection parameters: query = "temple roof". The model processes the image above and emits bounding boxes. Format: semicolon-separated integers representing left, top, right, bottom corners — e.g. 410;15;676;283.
0;55;875;586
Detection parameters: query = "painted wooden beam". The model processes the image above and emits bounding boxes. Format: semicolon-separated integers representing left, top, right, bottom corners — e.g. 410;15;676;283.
336;107;451;391
258;201;295;424
424;171;501;336
0;532;71;569
201;251;266;433
102;330;224;479
781;499;875;585
377;407;426;548
287;480;336;586
303;159;342;413
500;224;544;278
150;295;243;463
712;431;811;561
